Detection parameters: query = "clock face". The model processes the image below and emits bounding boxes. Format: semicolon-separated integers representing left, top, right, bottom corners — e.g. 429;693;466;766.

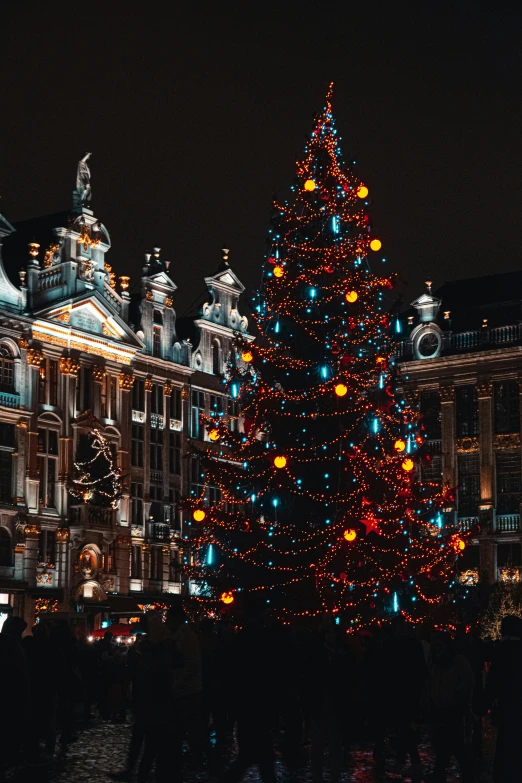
417;330;441;359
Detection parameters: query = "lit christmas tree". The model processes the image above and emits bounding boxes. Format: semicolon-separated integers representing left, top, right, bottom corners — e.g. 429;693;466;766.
185;85;465;626
70;429;122;508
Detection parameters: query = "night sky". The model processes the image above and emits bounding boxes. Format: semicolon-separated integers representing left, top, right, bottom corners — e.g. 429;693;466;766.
1;1;521;315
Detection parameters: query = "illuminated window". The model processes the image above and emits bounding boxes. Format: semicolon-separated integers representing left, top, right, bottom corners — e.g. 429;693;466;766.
496;451;521;514
150;547;162;581
131;482;143;525
37;529;56;566
420;391;441;440
169;387;182;420
457;454;480;516
169;431;181;475
0;424;14;504
0;347;14;393
150;426;163;470
131;424;144;467
153;326;162;358
456;385;478;438
132;378;145;411
212;341;221;375
38;358;58;405
191;391;205;439
494;382;520;435
131;545;142;578
150;384;163;415
37;429;58;508
0;528;11;566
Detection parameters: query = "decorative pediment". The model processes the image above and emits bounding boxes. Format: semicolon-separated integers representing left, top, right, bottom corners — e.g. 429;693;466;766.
148;271;177;290
32;292;143;363
208;267;245;292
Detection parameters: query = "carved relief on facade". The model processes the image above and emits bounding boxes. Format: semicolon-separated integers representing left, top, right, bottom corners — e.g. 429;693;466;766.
456;437;480;453
59;356;81;376
439;385;454;403
91;364;106;383
118;373;135;391
476;380;493;398
494;433;521;450
26;348;44;367
144;377;153;392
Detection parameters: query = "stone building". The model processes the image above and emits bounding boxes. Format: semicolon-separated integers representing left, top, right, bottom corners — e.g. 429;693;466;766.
0;158;250;629
397;274;522;588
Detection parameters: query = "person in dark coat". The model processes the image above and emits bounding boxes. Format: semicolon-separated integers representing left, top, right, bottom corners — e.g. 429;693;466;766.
22;622;61;759
425;631;475;783
220;607;279;783
485;614;522;783
0;617;30;781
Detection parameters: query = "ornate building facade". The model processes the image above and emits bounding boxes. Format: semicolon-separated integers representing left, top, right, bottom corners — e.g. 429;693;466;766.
397;273;522;588
0;158;250;629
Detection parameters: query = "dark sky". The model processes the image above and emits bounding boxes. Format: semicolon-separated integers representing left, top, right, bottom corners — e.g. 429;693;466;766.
1;1;521;315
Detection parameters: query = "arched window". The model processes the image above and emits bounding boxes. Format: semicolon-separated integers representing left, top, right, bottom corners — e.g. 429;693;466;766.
0;528;11;567
0;347;14;392
212;341;220;375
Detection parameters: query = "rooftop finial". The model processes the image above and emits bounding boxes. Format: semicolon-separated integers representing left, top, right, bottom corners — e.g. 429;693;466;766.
73;153;92;209
221;247;230;263
425;280;432;293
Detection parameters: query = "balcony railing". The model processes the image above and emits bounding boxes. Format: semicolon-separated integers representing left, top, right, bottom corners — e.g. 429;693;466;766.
497;514;521;533
458;516;479;532
69;504;115;527
151;523;171;541
0;391;20;409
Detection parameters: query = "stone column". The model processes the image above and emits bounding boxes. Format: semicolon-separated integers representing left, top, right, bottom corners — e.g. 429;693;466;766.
141;543;150;592
57;358;81;517
115;535;130;596
25;349;43;513
440;385;456;520
477;380;494;533
92;365;106;421
143;377;152;505
23;523;39;588
118;373;134;527
56;528;69;590
163;382;172;503
14;421;28;504
162;544;170;590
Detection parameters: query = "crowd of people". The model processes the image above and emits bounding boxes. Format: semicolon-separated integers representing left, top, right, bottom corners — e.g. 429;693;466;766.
1;606;521;783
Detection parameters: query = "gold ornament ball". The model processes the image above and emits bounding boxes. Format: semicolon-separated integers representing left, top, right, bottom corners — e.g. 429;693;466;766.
242;351;253;363
193;509;206;522
345;291;358;303
304;179;316;192
457;538;466;551
402;458;414;472
394;439;406;453
335;383;348;397
221;591;234;605
209;429;220;442
357;185;369;199
344;528;357;542
273;265;284;278
274;455;287;469
370;238;382;252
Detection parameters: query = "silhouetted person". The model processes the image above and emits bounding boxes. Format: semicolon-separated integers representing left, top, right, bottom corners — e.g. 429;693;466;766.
375;616;427;778
0;617;29;781
166;606;207;783
50;621;81;745
97;630;114;719
23;622;60;759
220;605;278;783
485;614;522;783
307;619;352;783
425;631;475;783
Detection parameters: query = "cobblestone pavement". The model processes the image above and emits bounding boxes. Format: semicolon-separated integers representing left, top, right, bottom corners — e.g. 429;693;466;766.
10;718;494;783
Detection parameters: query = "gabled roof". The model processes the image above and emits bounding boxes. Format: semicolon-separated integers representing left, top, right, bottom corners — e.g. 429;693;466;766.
0;214;15;238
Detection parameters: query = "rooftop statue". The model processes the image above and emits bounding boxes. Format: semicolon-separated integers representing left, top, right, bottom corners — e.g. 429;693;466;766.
73;152;92;208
